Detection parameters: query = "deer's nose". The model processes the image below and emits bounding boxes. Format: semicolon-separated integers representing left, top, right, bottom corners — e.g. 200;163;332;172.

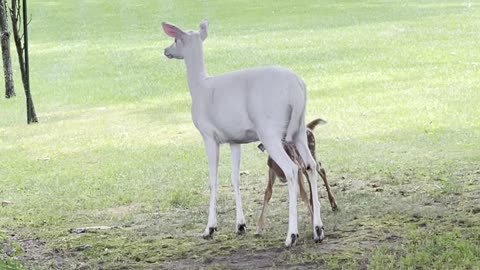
164;49;173;59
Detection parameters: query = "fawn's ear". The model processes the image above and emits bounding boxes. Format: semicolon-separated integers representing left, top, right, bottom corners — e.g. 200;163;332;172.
162;22;184;38
199;19;208;41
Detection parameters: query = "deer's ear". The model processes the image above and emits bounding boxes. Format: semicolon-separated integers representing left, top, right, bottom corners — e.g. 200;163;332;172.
199;19;208;41
162;22;184;38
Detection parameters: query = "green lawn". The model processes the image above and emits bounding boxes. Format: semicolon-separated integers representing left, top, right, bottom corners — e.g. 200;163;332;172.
1;0;479;269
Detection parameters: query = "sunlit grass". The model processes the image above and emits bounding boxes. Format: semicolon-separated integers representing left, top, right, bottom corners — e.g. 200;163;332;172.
1;0;479;269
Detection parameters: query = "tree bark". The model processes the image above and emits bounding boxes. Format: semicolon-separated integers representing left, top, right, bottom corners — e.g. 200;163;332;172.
21;0;36;123
10;0;37;123
0;0;15;98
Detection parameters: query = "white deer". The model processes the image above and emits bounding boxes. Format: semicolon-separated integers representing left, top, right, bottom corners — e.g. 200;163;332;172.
162;20;325;247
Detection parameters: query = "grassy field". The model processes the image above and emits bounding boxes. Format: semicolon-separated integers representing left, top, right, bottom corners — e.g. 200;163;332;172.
1;0;479;269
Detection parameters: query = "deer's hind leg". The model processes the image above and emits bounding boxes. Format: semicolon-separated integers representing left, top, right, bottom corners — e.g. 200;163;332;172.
317;162;338;211
294;131;326;243
297;171;313;221
256;168;276;235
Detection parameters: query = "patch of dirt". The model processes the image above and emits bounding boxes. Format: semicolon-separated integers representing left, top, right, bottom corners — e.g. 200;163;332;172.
338;179;368;193
156;227;402;270
158;245;323;270
7;234;83;270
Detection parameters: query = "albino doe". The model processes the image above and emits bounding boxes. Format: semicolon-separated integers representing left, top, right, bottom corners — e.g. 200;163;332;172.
162;20;325;247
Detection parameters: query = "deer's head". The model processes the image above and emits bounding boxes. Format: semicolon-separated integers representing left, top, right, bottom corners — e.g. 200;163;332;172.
162;20;208;60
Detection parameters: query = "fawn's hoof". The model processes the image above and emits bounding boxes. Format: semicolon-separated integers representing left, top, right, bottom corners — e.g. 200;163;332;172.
202;227;217;239
314;226;325;243
237;224;247;235
331;202;339;211
254;225;264;236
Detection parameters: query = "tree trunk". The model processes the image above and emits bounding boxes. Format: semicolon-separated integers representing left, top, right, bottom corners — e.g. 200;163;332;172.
22;0;36;123
10;0;37;123
0;0;15;98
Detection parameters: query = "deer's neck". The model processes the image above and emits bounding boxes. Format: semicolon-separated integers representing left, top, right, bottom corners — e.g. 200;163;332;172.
184;45;208;97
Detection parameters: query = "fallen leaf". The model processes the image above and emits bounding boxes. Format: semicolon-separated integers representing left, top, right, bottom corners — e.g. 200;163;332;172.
1;201;12;207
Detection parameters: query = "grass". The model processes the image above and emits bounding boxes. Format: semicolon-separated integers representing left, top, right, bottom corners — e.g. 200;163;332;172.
1;0;479;269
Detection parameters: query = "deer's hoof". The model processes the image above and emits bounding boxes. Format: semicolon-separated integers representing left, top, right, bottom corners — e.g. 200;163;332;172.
285;233;299;248
202;227;217;239
314;226;325;243
237;224;247;235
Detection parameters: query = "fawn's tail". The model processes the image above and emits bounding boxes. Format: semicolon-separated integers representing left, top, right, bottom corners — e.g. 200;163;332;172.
306;118;327;130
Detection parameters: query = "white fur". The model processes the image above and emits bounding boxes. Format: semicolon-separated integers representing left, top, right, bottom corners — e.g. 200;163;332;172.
162;20;325;247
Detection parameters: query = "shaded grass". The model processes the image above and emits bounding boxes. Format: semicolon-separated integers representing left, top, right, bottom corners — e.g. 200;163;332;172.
1;0;480;269
0;232;24;270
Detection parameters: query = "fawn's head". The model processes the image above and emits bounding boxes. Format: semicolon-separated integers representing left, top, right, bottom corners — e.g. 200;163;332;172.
162;20;208;60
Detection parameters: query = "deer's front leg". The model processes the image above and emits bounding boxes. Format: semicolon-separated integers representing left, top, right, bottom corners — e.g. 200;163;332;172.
202;138;219;239
230;144;246;234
